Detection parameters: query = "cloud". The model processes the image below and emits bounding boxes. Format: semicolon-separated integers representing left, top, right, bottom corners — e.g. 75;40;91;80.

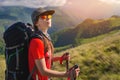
0;0;67;8
99;0;120;4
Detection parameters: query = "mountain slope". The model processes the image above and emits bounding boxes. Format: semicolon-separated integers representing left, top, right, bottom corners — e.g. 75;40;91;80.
52;16;120;47
0;6;33;33
53;30;120;80
0;6;76;33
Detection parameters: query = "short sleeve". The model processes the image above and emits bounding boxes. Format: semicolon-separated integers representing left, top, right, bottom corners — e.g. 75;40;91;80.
29;38;44;59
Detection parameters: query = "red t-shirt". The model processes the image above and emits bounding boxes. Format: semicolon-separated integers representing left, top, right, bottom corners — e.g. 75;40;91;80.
28;38;52;80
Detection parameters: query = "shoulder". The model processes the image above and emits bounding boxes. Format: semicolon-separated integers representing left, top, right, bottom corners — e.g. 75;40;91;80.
30;38;44;46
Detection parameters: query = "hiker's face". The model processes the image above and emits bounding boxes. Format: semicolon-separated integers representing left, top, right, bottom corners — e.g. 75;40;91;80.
35;15;52;28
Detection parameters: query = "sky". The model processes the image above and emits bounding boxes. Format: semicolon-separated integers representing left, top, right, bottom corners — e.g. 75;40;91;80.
60;0;120;20
0;0;67;7
0;0;120;20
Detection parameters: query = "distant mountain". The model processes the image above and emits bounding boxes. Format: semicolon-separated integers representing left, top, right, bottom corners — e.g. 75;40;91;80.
0;6;77;33
52;16;120;47
1;6;120;51
0;6;34;34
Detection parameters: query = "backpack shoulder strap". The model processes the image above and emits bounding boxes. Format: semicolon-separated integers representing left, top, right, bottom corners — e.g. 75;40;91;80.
27;33;45;80
30;32;48;53
30;33;44;45
27;66;37;80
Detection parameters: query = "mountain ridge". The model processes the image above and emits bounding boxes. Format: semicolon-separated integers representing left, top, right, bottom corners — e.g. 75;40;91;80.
52;16;120;47
52;30;120;80
0;6;77;33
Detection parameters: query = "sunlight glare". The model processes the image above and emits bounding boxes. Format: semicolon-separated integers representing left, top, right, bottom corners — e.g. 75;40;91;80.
99;0;120;4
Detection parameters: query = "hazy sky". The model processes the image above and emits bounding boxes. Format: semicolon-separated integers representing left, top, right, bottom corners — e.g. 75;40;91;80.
0;0;120;8
61;0;120;19
0;0;67;7
0;0;120;20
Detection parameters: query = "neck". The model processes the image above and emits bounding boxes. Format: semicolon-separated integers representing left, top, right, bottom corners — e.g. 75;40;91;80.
42;29;48;35
38;27;48;35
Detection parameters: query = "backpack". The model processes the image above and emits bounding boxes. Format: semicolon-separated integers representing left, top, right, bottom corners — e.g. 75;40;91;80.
3;22;34;80
3;22;54;80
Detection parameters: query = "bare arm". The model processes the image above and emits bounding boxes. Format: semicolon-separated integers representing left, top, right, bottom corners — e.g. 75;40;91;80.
35;58;68;77
52;53;70;64
52;56;61;62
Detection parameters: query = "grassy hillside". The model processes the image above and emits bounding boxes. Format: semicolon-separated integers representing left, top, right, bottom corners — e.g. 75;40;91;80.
52;16;120;47
0;39;4;54
52;30;120;80
0;30;120;80
54;30;119;53
0;55;5;80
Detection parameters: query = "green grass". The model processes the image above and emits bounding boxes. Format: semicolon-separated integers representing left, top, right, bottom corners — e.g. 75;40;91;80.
86;17;120;28
56;30;119;51
53;30;120;80
0;55;5;80
79;30;119;44
54;44;72;53
109;17;120;27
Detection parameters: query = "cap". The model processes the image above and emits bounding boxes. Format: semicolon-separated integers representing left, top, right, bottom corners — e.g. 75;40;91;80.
31;7;55;24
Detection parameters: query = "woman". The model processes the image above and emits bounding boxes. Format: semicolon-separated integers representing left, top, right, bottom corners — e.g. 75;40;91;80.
28;7;80;80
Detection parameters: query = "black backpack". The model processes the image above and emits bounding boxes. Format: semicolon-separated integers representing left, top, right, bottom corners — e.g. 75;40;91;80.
3;22;34;80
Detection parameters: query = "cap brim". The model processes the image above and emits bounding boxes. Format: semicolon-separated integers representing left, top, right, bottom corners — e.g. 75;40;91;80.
40;10;55;15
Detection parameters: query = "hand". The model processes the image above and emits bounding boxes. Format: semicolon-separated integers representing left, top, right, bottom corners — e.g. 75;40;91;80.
74;67;80;77
68;65;80;80
60;52;70;64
